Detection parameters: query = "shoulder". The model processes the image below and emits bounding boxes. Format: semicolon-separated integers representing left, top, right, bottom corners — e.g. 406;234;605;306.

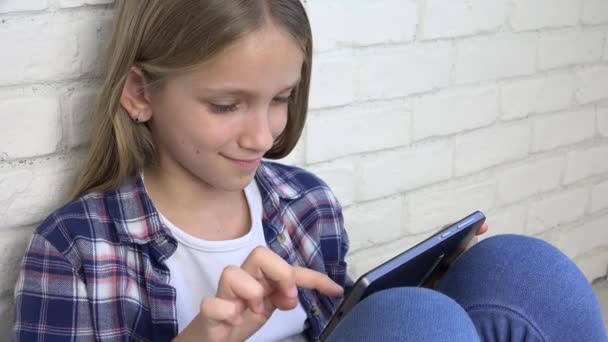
256;161;341;209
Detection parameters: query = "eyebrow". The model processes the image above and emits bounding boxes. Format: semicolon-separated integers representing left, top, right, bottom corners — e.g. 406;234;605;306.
199;78;301;97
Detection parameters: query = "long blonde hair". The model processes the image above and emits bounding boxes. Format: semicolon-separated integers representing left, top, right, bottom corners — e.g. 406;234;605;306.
72;0;312;198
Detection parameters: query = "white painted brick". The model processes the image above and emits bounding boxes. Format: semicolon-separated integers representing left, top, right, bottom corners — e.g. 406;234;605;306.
500;72;575;120
309;51;357;109
605;34;608;60
343;197;404;252
526;187;589;235
306;101;410;163
510;0;580;31
412;86;499;141
0;12;112;86
554;215;608;259
454;123;531;176
564;144;608;184
307;159;357;207
308;0;417;52
358;42;453;100
0;96;62;160
63;88;97;148
590;180;608;213
575;65;608;104
421;0;509;40
0;0;47;13
0;226;34;295
599;106;608;137
347;234;421;278
454;33;537;84
575;250;608;281
0;293;14;342
539;29;604;70
484;205;527;237
357;142;453;201
0;156;81;229
496;157;564;205
533;108;596;152
406;179;496;234
581;0;608;25
59;0;113;7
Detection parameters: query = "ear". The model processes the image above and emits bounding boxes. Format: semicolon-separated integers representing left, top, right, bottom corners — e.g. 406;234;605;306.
119;66;154;123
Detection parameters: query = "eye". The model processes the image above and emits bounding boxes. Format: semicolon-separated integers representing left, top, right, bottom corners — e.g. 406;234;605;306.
272;96;291;105
209;103;239;114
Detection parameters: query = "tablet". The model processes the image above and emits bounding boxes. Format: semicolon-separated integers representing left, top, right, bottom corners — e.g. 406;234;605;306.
319;211;486;341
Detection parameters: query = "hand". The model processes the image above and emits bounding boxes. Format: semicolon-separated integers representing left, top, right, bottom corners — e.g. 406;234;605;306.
174;246;343;342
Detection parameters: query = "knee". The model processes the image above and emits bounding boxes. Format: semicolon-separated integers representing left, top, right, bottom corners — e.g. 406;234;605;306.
355;287;470;321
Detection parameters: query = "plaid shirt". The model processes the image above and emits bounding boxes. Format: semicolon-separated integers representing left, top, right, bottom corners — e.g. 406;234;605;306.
13;161;350;341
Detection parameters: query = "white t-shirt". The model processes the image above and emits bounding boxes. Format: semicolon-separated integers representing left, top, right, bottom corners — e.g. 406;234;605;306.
161;180;309;342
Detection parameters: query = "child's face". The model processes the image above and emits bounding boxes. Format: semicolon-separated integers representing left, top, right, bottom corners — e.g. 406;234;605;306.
147;24;304;192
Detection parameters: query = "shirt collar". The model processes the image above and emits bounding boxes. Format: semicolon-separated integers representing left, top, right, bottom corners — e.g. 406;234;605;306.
108;161;303;246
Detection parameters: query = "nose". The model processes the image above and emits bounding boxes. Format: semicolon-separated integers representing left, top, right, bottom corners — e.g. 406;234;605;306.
239;105;274;153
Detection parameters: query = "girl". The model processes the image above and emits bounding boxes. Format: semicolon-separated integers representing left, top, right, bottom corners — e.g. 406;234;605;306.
13;1;607;341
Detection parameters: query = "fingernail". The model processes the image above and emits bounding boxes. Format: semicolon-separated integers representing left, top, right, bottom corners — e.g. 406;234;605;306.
288;286;298;298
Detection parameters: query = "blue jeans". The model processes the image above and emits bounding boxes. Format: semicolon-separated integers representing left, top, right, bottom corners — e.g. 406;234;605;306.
326;235;607;342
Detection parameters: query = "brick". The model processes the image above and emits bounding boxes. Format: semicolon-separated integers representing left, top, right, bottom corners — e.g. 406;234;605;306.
526;187;589;235
590;180;608;213
599;106;608;137
496;157;564;205
564;144;608;184
454;33;537;84
63;88;98;148
500;72;575;120
0;226;34;295
421;0;509;40
539;29;604;70
58;0;113;7
307;158;357;207
0;156;81;229
0;0;47;13
581;0;608;25
510;0;579;31
308;0;417;52
358;42;453;100
309;51;357;109
533;108;596;152
484;205;527;237
454;123;531;176
575;250;608;281
306;101;411;163
346;234;421;277
406;179;496;234
0;96;62;160
0;12;112;86
343;197;404;252
575;65;608;104
357;142;453;201
0;293;14;342
554;215;608;259
412;86;498;141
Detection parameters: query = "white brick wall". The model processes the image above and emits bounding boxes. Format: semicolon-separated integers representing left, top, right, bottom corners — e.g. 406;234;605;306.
1;0;608;335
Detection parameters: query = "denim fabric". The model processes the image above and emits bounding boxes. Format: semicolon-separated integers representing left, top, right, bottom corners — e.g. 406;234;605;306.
327;235;607;342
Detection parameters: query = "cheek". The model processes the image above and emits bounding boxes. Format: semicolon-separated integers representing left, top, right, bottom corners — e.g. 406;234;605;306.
271;108;289;138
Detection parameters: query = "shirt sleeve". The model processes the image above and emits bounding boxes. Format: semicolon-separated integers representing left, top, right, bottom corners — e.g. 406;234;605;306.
13;233;94;341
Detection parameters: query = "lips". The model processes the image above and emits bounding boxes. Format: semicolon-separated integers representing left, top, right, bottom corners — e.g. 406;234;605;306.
222;155;262;169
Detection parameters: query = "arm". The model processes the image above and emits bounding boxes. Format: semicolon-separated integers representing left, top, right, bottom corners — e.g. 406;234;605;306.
13;233;94;341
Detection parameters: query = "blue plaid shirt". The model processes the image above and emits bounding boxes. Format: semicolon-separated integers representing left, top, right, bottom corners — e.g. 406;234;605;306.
13;161;350;341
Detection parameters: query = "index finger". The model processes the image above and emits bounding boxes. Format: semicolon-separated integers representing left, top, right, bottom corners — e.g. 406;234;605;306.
293;266;343;297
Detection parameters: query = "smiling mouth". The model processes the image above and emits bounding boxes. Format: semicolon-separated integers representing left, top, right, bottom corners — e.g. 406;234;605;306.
222;155;262;169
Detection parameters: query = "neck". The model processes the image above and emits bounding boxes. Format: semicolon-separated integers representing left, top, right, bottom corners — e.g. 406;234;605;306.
142;163;251;240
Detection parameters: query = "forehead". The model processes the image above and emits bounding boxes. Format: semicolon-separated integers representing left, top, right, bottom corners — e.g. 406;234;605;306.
183;24;305;93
